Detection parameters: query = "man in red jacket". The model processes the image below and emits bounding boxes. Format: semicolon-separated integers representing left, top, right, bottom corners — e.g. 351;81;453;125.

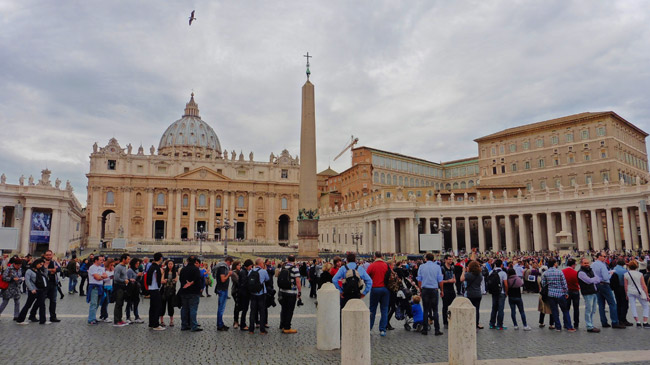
562;258;580;329
366;251;390;337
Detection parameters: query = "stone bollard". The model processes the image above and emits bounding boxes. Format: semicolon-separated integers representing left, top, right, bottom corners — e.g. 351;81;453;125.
317;283;340;350
341;299;371;365
448;297;477;365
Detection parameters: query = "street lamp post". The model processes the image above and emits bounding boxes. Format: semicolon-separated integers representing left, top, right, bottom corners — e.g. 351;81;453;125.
194;229;207;257
351;231;363;254
216;210;237;257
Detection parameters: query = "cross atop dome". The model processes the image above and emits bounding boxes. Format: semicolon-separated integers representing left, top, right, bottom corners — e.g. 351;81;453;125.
183;92;200;118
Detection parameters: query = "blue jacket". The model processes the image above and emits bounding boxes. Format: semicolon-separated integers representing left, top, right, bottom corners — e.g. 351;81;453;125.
332;262;372;296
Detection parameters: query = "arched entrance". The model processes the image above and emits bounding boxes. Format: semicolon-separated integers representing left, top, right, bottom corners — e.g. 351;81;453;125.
278;214;290;241
101;210;117;241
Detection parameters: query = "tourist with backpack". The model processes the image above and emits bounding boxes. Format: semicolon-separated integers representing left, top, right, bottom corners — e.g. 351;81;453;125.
278;255;301;334
213;256;233;331
440;254;457;329
487;259;508;330
332;253;372;309
248;258;270;334
366;252;393;336
417;252;444;336
146;252;165;331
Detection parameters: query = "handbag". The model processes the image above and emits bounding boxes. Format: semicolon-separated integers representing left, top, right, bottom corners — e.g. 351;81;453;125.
173;288;183;308
626;270;646;300
540;283;549;302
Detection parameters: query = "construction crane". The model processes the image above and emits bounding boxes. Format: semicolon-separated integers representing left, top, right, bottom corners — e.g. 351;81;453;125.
333;135;359;164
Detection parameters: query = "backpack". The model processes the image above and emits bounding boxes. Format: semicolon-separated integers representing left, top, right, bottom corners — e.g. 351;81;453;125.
342;264;363;299
143;272;149;291
247;268;264;294
309;265;316;280
0;269;9;290
609;272;621;293
384;263;400;292
486;270;502;295
277;266;292;290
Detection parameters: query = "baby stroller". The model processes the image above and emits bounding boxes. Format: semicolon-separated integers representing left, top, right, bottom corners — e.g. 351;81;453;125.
395;277;420;331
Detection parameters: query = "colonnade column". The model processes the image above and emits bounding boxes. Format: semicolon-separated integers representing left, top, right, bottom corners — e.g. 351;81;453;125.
50;208;61;254
188;189;196;239
145;188;154;239
560;211;569;233
630;208;640;249
464;217;471;252
388;218;396;253
605;208;616;250
504;215;514;252
425;218;431;234
478;217;486;252
174;190;182;239
363;221;370;254
546;212;556;251
532;213;543;251
166;189;174;239
491;216;500;251
622;207;633;250
518;214;528;251
451;217;458;253
612;209;622;250
20;206;32;254
575;211;587;251
590;210;602;251
639;207;650;250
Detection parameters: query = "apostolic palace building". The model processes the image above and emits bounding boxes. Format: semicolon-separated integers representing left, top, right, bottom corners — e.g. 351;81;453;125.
319;111;650;254
85;94;300;248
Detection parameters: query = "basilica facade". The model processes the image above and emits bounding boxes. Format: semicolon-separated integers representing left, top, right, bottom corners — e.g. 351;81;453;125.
86;94;300;247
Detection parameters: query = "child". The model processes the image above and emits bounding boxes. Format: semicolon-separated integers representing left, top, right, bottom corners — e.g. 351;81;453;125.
411;295;424;332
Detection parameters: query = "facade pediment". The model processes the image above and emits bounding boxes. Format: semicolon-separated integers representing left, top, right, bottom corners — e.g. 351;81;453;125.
175;167;231;181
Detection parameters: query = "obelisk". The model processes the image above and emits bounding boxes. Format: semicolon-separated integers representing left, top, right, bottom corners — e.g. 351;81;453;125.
298;52;319;258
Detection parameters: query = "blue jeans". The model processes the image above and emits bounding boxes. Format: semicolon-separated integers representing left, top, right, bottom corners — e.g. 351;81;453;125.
88;287;100;323
489;293;506;327
508;297;527;327
68;274;78;293
583;294;597;329
548;296;573;330
126;297;140;320
369;287;390;332
181;294;200;330
596;283;619;325
217;290;228;328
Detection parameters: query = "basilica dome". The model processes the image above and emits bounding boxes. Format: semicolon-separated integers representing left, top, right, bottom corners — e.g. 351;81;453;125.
158;93;221;155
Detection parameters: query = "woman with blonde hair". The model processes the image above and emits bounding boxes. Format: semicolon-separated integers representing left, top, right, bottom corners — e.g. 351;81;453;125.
624;259;650;328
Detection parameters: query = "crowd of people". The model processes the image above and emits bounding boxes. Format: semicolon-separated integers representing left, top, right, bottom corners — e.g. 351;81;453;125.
1;248;650;340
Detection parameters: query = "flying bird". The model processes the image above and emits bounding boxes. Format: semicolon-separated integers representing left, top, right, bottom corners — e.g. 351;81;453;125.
189;10;196;26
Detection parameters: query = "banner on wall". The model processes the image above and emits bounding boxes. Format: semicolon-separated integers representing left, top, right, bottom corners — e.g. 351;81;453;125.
30;211;52;244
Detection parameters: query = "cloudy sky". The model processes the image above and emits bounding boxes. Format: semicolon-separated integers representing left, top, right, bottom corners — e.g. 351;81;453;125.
1;1;649;205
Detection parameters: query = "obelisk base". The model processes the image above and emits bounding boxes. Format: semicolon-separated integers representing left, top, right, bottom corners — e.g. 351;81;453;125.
298;219;319;258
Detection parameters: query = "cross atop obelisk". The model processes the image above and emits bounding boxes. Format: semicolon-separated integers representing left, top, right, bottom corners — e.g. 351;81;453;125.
304;52;312;80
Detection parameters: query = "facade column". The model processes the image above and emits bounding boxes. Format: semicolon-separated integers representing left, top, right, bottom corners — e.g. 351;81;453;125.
145;189;154;239
266;193;276;243
174;190;182;240
57;211;70;255
363;221;370;254
630;208;640;249
121;187;131;239
20;206;32;254
451;217;458;253
49;209;61;254
208;190;216;240
425;217;431;234
228;192;236;240
605;208;616;250
376;220;383;252
166;189;174;240
411;218;419;253
188;189;196;239
546;213;555;250
532;213;543;251
518;214;529;251
596;210;605;249
490;216;500;251
89;187;100;239
638;208;650;251
379;218;388;253
478;217;486;252
612;209;622;250
575;211;587;251
622;207;633;250
590;210;602;251
464;217;471;251
290;194;299;241
505;215;514;252
247;193;255;241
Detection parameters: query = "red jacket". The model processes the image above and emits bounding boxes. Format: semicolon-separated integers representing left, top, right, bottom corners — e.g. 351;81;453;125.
562;267;580;292
366;260;389;288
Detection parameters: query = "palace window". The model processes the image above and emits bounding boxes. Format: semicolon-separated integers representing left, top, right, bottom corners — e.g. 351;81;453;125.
453;182;459;189
398;176;403;185
523;141;530;150
108;160;116;170
511;163;517;172
374;172;379;183
536;138;544;148
460;181;466;189
216;196;222;208
581;130;589;140
237;196;245;208
499;145;505;154
570;177;576;187
509;144;516;152
526;183;532;191
584;153;591;161
281;197;288;210
182;194;189;207
468;180;474;188
585;175;593;184
597;126;606;136
538;159;545;168
524;161;530;170
410;177;414;186
568;155;575;164
540;180;546;189
551;136;559;145
281;169;288;179
393;175;397;185
380;173;385;184
491;147;496;156
387;174;392;185
157;193;165;206
601;171;610;182
553;158;559;166
566;133;574;142
555;179;561;188
199;194;206;207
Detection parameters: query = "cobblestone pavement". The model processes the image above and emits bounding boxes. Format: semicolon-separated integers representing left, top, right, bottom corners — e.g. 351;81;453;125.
1;280;649;364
